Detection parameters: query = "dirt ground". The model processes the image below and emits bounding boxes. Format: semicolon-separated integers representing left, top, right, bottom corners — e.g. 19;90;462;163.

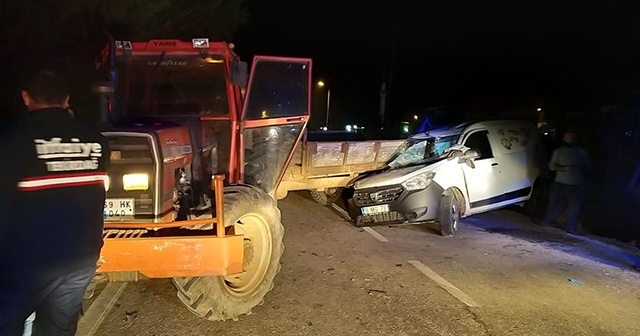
85;191;640;336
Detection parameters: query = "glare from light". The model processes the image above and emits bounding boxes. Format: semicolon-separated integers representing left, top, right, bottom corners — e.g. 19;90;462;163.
268;128;278;138
402;125;410;133
317;81;325;87
123;174;149;191
192;38;210;48
261;110;268;118
204;57;224;63
322;127;328;131
104;176;110;191
345;125;353;132
413;115;419;120
537;108;542;112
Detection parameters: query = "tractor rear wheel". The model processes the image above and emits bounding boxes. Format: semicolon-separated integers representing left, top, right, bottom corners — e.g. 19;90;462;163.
172;185;284;321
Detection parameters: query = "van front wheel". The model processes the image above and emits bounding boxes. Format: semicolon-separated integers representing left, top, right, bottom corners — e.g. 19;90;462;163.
439;190;462;237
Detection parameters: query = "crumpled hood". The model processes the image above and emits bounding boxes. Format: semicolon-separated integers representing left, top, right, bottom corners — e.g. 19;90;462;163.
354;164;431;190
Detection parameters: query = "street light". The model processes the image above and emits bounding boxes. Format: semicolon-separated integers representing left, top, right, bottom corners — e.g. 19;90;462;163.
317;81;330;129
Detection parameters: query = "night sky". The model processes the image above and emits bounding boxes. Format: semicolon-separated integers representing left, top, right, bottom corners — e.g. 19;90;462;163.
233;1;640;129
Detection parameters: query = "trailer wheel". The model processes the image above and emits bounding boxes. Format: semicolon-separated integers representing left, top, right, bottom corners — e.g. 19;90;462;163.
439;188;464;237
310;188;342;206
173;185;284;321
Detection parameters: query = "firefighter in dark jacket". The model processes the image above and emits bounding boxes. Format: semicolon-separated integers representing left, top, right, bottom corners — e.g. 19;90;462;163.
0;70;110;336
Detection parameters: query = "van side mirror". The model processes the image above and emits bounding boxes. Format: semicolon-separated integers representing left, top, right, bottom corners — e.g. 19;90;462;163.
461;149;480;160
231;60;248;86
458;149;480;168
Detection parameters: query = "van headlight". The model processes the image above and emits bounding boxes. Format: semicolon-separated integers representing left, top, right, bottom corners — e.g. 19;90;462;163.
123;173;149;191
402;172;435;191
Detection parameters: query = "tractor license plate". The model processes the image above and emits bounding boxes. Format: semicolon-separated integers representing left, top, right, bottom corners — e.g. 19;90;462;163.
104;198;135;219
361;204;390;215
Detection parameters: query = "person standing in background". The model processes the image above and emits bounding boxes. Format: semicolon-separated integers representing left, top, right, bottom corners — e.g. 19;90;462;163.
541;130;590;234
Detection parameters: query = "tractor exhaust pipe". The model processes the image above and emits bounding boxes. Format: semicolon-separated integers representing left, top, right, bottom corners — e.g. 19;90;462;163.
91;30;117;127
91;81;114;126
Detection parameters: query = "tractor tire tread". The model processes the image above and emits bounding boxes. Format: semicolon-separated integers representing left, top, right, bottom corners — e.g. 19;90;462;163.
172;185;284;321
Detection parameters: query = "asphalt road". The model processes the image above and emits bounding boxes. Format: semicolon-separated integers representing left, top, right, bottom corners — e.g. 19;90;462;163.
83;192;640;336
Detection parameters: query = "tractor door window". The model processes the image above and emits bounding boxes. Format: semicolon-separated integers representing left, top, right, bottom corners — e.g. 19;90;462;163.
464;131;493;160
244;60;309;120
241;57;310;195
243;124;303;194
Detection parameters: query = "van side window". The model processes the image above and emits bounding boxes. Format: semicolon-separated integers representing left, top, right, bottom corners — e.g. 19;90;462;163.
464;131;493;160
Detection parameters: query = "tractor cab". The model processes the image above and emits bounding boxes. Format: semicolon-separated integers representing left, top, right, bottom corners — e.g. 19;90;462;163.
95;38;311;222
92;38;311;320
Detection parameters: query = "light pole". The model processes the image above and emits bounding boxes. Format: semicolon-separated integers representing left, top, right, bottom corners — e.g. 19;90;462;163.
317;81;330;129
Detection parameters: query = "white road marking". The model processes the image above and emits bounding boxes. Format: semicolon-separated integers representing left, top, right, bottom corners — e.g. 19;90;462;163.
408;260;480;307
330;203;352;221
77;282;128;336
362;226;389;242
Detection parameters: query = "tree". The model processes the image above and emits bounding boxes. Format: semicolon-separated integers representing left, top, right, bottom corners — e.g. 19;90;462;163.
0;0;248;127
108;0;248;41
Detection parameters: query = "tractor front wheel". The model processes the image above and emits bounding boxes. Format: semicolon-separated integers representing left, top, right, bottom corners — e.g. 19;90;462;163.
172;185;284;321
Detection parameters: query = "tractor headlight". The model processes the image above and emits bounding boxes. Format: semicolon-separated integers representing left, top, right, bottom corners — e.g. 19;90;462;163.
401;172;435;191
123;173;149;191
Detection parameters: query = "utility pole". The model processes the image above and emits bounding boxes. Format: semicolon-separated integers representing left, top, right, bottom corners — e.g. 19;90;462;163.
325;88;331;129
379;82;386;129
317;81;330;129
380;10;399;130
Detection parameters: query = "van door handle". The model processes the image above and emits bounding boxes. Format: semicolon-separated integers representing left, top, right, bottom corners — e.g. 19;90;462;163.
491;163;499;166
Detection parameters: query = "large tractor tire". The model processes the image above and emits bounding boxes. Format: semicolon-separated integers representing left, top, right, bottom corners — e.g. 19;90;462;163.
172;185;284;321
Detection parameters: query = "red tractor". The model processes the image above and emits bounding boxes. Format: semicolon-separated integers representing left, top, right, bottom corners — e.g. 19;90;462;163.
93;37;311;320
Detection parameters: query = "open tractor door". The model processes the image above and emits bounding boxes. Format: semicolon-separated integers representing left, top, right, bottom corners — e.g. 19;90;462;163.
93;38;311;321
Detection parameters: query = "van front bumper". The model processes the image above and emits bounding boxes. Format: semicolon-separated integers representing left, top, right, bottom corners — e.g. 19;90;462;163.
348;183;444;226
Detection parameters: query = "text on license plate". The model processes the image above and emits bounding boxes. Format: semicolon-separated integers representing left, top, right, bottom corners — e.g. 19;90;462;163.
104;198;135;218
361;204;390;215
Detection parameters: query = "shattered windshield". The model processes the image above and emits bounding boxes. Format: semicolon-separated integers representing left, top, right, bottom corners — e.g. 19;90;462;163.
116;55;229;116
387;135;459;169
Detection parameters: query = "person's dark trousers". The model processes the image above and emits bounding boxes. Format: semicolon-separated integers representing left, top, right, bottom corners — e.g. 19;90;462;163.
0;259;97;336
542;181;586;233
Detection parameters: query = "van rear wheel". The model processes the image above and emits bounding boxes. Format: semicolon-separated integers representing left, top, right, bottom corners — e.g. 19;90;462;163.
439;189;463;237
524;179;549;221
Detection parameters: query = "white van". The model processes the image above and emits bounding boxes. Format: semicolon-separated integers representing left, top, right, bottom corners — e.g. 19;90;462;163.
347;119;545;236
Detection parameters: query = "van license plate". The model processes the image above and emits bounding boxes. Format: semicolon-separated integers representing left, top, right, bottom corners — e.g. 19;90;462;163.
104;198;135;219
361;204;390;215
